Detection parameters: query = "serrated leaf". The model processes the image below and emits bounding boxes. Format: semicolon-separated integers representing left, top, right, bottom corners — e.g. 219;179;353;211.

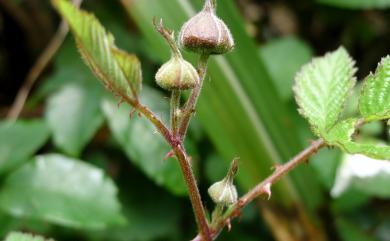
0;120;49;174
4;232;53;241
294;47;357;137
318;0;390;9
52;0;140;98
45;82;104;156
331;153;390;198
112;48;142;97
0;154;125;229
101;87;187;196
325;118;390;160
359;56;390;121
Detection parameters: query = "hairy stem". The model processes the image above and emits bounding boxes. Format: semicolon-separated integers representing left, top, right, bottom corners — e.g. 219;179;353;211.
178;54;209;141
173;144;212;241
191;139;326;241
170;90;181;137
120;95;211;241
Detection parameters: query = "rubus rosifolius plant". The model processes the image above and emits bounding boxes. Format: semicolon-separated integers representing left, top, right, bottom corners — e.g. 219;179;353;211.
51;0;390;240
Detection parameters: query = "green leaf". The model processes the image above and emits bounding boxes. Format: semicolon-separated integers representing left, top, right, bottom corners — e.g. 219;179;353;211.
318;0;390;9
294;47;356;137
112;48;142;97
45;82;104;156
325;118;390;159
101;87;187;196
4;232;53;241
331;153;390;198
52;0;140;98
0;154;125;229
259;36;313;100
0;120;49;174
359;56;390;121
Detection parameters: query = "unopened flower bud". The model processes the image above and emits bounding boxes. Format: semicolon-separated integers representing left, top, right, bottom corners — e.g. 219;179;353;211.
156;57;199;90
179;0;234;55
208;158;239;206
208;179;238;206
154;19;199;90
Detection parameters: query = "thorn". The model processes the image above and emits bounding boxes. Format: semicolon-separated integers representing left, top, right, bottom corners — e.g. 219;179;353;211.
117;98;125;108
129;109;136;119
187;156;193;165
263;183;272;200
271;163;282;171
227;218;232;232
304;158;310;165
164;150;174;160
137;112;142;118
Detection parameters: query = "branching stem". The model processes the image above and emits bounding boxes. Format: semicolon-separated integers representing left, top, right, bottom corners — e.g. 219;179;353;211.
191;139;326;241
119;94;211;241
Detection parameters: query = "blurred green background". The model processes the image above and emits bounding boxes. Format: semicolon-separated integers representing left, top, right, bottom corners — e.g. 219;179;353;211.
0;0;389;240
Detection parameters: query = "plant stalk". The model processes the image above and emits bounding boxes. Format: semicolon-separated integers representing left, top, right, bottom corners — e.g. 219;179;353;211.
120;96;211;241
191;139;326;241
170;90;181;137
178;54;209;141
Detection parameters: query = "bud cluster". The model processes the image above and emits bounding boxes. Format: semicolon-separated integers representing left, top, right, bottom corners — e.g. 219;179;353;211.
154;0;234;91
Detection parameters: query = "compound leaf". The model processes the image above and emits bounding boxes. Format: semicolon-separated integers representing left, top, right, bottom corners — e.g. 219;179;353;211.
294;47;356;137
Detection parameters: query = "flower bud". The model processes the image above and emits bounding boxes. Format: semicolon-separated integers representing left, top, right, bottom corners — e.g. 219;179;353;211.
179;0;235;55
155;57;199;90
208;179;238;206
208;158;239;206
154;19;199;90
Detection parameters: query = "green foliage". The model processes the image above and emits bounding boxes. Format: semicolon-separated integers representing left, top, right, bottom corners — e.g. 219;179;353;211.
0;154;125;229
45;82;104;156
294;47;356;137
52;0;141;99
295;47;390;160
0;120;49;174
112;49;142;97
325;119;390;159
4;232;53;241
359;56;390;121
318;0;390;9
259;36;313;100
101;88;187;196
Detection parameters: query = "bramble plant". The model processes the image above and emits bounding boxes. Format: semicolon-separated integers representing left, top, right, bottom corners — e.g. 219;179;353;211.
4;0;386;240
